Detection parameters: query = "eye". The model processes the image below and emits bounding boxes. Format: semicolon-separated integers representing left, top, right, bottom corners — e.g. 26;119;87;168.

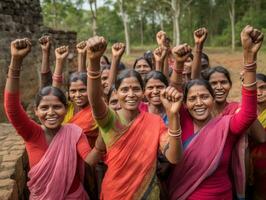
39;105;49;111
120;87;128;93
79;89;87;93
210;81;217;86
110;100;118;105
69;89;76;94
146;86;153;90
187;97;196;102
202;94;210;100
221;80;229;85
133;87;142;92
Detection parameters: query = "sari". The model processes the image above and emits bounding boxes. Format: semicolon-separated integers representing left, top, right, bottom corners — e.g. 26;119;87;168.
250;109;266;200
27;124;89;200
98;109;167;200
167;115;245;200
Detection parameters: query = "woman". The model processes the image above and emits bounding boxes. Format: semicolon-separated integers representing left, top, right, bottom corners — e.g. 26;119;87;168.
4;38;104;200
107;84;121;111
143;71;169;124
86;36;183;200
167;25;263;200
133;56;153;80
249;73;266;199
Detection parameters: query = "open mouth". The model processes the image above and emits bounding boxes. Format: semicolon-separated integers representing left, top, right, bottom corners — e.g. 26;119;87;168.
215;91;225;98
46;117;58;125
194;108;207;116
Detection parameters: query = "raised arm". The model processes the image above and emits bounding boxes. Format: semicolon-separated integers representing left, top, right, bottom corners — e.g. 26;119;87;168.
106;42;125;93
160;86;183;164
170;44;192;91
86;36;108;119
39;36;52;88
52;46;69;88
230;25;264;134
191;27;208;79
76;41;87;72
153;46;167;72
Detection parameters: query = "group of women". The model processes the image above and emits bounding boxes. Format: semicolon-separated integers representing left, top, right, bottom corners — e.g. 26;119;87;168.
4;25;266;200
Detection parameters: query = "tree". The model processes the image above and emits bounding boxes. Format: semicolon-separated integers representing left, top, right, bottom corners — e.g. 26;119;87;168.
89;0;98;36
228;0;235;51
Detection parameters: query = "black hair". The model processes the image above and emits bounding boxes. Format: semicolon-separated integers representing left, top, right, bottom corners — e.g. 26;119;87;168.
101;64;111;72
256;73;266;82
201;52;209;63
144;71;169;87
118;62;126;71
188;53;194;60
68;72;87;88
101;55;110;65
143;50;154;66
133;57;153;70
183;79;214;102
115;69;144;90
35;86;67;107
202;66;232;85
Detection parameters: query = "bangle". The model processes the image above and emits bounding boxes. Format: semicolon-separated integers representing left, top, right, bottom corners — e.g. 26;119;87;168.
243;61;257;72
53;73;62;78
168;128;182;138
242;81;257;88
171;66;183;74
244;61;256;67
7;75;20;79
94;146;106;154
9;65;22;71
52;75;63;83
87;70;101;79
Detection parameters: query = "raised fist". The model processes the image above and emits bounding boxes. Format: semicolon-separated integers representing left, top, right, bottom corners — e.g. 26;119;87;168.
55;45;69;61
156;30;167;47
160;86;183;115
112;42;125;58
11;38;31;59
241;25;264;55
153;47;168;62
39;36;51;52
87;36;107;60
194;27;208;45
76;41;87;54
172;44;192;63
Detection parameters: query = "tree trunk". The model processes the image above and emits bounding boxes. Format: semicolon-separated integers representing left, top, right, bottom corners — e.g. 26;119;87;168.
171;0;181;45
52;0;57;29
229;0;235;51
119;0;130;55
140;16;144;46
89;0;97;36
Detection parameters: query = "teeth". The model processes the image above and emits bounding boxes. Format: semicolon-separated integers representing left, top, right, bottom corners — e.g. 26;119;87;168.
215;92;224;95
127;100;135;103
46;118;57;122
194;108;206;115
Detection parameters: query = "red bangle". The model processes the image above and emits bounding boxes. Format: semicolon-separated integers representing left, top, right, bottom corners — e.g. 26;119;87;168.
171;66;183;74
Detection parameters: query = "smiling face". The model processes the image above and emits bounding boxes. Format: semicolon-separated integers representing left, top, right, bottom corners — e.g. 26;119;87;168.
209;72;231;104
101;69;110;94
35;94;66;129
134;59;152;79
117;77;143;111
257;80;266;104
145;78;166;106
109;90;121;111
69;80;89;108
185;85;214;122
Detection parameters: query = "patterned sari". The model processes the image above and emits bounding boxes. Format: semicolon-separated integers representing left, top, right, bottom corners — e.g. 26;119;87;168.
250;109;266;200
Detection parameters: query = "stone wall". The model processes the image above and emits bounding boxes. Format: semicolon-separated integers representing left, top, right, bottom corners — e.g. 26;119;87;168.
0;0;77;122
0;123;28;200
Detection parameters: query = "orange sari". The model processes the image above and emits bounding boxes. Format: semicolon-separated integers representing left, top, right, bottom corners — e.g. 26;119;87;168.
69;106;98;148
99;110;167;200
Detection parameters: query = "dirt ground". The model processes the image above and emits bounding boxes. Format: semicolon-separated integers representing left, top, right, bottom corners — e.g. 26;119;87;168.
112;47;266;102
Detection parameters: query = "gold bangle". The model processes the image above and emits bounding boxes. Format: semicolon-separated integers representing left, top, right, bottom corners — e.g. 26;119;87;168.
7;75;20;79
9;66;22;71
242;81;257;88
87;71;101;79
168;128;182;137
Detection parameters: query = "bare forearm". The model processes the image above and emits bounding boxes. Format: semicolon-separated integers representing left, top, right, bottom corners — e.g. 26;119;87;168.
107;56;120;92
165;114;183;164
85;148;103;166
52;60;64;88
163;55;169;79
243;52;256;90
191;44;202;79
41;51;50;73
78;53;86;72
170;61;183;91
87;58;108;118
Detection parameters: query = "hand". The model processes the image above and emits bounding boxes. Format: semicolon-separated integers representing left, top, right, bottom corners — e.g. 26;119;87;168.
11;38;31;60
76;41;87;54
160;86;183;115
156;30;167;47
55;45;69;61
241;25;264;56
39;36;51;52
153;47;168;62
95;134;106;152
194;27;208;45
172;44;192;63
87;36;107;60
112;42;125;59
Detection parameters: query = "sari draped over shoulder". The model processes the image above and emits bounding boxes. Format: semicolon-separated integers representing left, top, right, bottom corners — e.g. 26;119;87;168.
69;106;98;148
167;115;245;200
250;109;266;199
100;111;166;200
27;124;89;200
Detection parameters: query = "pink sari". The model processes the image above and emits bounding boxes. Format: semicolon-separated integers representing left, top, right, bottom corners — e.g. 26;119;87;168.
27;124;89;200
167;115;244;200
